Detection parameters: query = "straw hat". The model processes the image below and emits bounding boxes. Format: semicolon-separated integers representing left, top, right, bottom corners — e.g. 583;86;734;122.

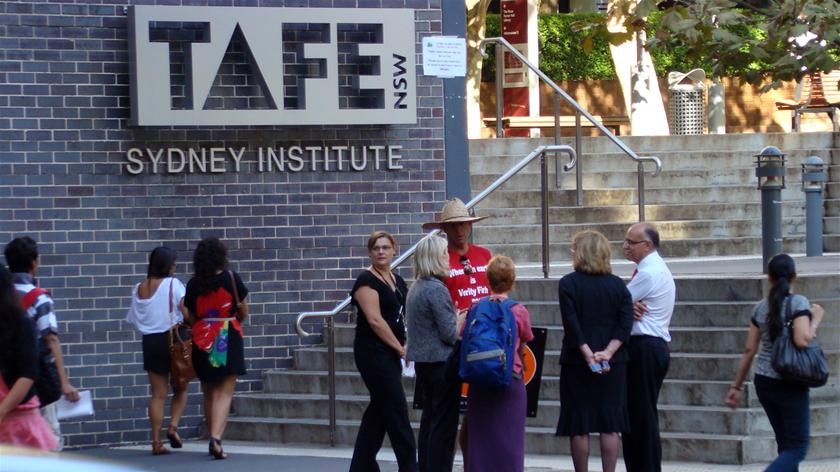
422;198;488;231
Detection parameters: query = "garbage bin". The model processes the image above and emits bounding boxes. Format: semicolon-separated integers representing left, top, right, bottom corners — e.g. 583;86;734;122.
668;69;706;135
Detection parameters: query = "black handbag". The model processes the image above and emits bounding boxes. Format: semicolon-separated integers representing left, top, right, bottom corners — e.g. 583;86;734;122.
770;296;829;388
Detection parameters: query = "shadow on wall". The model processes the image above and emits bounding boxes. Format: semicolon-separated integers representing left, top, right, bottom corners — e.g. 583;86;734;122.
479;77;834;136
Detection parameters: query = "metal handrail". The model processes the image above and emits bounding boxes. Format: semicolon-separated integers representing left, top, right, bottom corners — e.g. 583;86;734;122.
480;36;662;221
295;144;577;445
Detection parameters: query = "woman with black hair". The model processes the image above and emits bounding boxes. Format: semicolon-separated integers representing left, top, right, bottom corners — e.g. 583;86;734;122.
184;237;248;460
126;246;189;455
0;266;57;450
725;254;825;471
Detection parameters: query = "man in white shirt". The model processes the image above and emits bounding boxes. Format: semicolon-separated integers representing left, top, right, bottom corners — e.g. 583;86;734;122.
621;223;676;472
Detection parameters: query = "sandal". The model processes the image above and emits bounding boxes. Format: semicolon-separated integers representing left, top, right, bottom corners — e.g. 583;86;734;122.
209;437;227;460
166;428;183;449
152;440;170;456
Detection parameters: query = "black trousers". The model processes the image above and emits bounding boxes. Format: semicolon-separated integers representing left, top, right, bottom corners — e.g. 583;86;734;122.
415;362;461;472
623;335;670;472
350;339;417;472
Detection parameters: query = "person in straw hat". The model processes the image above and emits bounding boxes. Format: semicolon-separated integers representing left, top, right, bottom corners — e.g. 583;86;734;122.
422;198;491;313
421;197;492;468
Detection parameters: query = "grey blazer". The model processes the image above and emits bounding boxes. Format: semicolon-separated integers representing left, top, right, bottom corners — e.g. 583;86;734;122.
405;277;458;363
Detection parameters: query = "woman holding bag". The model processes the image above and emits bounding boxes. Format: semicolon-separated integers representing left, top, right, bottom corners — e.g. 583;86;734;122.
184;237;248;460
725;254;824;471
126;246;189;455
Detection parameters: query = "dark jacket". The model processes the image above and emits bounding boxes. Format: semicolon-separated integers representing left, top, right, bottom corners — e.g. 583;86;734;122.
558;271;633;364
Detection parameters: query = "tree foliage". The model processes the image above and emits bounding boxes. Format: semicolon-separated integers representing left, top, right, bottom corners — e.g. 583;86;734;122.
576;0;839;90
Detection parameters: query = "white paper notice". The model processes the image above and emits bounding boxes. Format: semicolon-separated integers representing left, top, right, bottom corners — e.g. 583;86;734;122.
401;358;416;378
422;36;466;78
56;390;94;420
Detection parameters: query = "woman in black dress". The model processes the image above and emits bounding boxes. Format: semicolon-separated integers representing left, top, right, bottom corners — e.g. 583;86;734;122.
184;237;249;460
349;230;417;472
556;230;633;472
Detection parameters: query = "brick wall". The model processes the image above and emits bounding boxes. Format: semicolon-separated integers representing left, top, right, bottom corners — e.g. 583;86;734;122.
0;0;444;447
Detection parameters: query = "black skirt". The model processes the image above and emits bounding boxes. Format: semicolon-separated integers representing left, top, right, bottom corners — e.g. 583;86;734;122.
556;362;629;436
142;331;171;374
191;328;246;383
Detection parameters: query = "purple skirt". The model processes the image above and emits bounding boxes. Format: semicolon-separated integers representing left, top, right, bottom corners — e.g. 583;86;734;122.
465;377;526;472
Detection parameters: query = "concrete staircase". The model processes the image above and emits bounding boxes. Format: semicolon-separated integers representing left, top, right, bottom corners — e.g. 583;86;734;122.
226;274;840;463
225;132;840;464
469;132;840;260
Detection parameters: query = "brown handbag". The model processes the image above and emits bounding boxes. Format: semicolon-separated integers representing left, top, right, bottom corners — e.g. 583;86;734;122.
167;279;196;391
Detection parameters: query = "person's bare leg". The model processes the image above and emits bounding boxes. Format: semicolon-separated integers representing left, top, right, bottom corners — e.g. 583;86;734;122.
148;372;169;454
570;434;590;472
209;375;237;440
167;386;188;447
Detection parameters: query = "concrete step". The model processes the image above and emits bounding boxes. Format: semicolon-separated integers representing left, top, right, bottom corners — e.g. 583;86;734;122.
224;416;840;463
293;346;840;381
470;149;834;177
473;219;805;245
329;321;840;354
521;299;840;328
230;392;839;436
508;275;840;303
477;186;809;208
471;166;814;190
469;133;839;158
470;202;808;226
481;236;809;262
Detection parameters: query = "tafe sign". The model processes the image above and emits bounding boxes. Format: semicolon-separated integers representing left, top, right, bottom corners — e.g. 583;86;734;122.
128;6;416;126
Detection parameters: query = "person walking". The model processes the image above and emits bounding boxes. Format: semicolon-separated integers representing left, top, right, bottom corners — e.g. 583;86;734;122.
183;237;249;460
725;254;824;471
465;255;534;472
349;231;417;472
0;266;58;451
405;234;464;472
620;223;675;472
556;231;633;472
126;246;189;455
4;236;79;450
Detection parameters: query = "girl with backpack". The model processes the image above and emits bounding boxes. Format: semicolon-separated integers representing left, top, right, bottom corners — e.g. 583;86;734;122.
463;255;534;472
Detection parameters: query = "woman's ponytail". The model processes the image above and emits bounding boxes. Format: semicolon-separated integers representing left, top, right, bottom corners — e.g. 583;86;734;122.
766;254;796;341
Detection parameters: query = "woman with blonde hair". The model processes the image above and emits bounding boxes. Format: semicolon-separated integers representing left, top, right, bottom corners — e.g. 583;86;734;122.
556;230;633;472
406;234;464;472
349;231;417;472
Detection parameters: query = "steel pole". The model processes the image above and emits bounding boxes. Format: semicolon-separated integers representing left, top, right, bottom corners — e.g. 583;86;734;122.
760;187;783;273
805;188;824;256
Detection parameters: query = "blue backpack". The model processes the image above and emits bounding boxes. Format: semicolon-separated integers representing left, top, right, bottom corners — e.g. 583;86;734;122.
459;297;518;388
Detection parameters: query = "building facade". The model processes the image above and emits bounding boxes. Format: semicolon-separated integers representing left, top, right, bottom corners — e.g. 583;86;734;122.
0;0;446;447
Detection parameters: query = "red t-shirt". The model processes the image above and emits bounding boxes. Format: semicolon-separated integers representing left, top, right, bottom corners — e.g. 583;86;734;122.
445;244;492;310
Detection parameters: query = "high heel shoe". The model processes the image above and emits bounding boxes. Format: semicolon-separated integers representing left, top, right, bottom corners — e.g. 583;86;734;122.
166;428;182;449
152;440;170;455
209;437;227;460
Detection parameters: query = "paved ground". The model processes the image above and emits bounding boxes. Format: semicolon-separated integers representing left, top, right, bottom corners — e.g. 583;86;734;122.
66;441;840;472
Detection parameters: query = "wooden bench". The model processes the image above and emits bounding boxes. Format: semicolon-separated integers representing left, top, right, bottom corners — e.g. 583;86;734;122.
483;115;629;136
775;70;840;131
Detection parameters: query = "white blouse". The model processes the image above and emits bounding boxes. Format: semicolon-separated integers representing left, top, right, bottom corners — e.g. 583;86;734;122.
126;277;186;335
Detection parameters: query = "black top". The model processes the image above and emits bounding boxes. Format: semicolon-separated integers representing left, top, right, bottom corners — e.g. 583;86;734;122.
558;271;633;364
351;270;408;345
184;270;249;318
0;310;39;397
